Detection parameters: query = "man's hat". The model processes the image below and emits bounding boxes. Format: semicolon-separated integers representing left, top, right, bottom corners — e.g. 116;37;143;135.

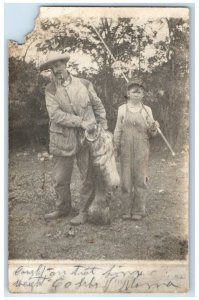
127;78;145;90
40;52;70;71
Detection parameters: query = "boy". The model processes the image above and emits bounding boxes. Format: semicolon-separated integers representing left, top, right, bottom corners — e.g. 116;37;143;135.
114;79;159;220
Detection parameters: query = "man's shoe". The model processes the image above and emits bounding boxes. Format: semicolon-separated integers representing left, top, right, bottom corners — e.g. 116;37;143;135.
44;210;69;220
70;213;87;226
122;213;132;220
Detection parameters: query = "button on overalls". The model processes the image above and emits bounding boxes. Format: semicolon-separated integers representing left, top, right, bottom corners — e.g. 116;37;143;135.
121;104;150;216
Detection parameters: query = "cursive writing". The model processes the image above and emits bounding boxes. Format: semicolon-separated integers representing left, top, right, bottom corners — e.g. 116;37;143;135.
11;263;182;293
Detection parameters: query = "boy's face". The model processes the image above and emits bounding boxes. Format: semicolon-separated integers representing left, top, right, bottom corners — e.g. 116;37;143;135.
127;85;144;103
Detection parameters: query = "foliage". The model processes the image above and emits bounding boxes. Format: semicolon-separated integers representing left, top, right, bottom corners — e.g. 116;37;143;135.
9;57;50;147
9;16;189;151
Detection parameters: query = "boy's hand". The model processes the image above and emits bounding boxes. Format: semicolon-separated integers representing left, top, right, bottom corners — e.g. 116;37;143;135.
148;121;159;137
149;121;159;131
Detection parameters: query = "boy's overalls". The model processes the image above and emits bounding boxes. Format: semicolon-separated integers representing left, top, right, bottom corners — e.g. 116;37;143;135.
120;104;150;216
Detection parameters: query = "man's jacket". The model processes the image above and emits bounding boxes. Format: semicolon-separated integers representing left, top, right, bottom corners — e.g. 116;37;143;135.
45;75;107;156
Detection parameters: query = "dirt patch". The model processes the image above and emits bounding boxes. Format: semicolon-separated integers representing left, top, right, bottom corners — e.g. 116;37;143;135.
8;147;188;260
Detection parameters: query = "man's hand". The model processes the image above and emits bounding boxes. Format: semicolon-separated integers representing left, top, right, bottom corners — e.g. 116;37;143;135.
81;121;96;132
100;122;108;131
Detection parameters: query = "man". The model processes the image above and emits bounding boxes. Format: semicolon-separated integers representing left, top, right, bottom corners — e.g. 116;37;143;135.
40;52;108;225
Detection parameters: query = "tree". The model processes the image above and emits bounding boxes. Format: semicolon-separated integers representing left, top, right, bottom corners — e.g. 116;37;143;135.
9;15;189;151
165;18;189;150
36;16;172;130
9;57;49;148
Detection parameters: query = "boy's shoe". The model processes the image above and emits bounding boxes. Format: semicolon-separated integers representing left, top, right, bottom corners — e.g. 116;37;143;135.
70;212;87;226
131;214;142;220
122;213;132;220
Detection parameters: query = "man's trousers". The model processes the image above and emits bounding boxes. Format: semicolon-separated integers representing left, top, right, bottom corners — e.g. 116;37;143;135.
52;146;96;213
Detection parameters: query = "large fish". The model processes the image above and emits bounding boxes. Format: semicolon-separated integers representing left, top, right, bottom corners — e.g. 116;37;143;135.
85;125;120;224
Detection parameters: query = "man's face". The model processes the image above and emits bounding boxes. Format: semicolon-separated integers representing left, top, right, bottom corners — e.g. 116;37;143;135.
127;85;144;103
51;60;66;79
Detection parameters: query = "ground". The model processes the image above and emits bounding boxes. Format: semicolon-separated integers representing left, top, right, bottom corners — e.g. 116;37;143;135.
8;142;188;261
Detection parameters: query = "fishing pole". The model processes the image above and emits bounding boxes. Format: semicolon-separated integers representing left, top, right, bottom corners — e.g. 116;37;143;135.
91;23;176;156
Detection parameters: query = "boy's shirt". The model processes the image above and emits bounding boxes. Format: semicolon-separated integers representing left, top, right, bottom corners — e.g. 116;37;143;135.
114;103;157;150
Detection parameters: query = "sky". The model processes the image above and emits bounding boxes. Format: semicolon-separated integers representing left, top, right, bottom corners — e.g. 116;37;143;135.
40;6;189;20
9;6;189;73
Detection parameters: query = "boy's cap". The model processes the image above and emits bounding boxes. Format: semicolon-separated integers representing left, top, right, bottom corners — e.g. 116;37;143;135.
127;78;145;90
40;52;70;71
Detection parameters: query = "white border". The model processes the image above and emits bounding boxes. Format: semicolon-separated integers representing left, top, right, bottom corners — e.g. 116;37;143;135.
2;1;198;299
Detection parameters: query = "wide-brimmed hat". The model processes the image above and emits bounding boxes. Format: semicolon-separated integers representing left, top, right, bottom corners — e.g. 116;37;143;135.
40;53;70;71
127;78;145;90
